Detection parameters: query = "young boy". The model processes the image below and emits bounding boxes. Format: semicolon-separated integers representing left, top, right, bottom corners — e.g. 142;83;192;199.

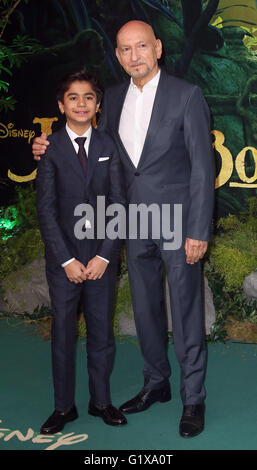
36;70;127;434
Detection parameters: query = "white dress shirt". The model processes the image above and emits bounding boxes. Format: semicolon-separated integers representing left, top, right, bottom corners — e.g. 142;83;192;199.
119;69;161;168
65;122;92;155
62;124;108;268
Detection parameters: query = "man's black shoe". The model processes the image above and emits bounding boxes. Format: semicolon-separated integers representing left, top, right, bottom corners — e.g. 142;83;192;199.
179;404;205;438
119;384;171;414
40;405;78;434
88;402;127;426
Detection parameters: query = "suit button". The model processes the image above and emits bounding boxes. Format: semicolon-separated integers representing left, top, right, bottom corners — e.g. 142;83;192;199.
134;172;140;176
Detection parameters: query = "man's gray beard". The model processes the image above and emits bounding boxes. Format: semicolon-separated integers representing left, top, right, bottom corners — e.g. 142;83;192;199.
130;67;151;80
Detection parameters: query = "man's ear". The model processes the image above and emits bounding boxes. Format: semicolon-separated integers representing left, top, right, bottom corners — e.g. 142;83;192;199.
155;39;162;60
58;100;64;114
115;47;122;66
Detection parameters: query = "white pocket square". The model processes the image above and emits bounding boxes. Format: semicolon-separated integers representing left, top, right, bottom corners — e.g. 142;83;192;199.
98;156;110;161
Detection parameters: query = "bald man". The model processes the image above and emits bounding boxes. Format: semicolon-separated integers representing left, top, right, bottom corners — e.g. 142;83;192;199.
32;21;215;438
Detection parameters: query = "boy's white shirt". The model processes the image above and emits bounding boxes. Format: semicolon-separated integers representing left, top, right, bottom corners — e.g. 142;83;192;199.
65;122;92;154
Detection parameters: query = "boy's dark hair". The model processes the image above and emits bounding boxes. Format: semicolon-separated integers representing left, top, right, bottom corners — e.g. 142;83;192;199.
56;70;103;104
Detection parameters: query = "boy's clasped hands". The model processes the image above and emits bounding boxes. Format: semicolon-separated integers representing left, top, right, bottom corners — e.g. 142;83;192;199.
64;257;108;283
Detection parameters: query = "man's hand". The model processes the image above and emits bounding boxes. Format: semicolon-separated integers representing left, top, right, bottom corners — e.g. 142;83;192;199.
32;132;49;161
64;259;87;283
85;256;108;280
184;238;208;264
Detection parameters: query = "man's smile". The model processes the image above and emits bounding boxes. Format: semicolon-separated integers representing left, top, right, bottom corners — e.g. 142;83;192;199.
130;63;144;68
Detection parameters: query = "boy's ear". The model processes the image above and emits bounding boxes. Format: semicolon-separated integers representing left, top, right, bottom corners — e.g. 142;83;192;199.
96;102;100;113
58;100;64;114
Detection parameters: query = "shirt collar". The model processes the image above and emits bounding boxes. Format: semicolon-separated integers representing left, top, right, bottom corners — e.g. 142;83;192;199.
65;123;92;142
130;68;161;91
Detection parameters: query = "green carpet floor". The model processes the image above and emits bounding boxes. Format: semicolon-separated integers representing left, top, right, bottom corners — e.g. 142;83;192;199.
0;318;257;451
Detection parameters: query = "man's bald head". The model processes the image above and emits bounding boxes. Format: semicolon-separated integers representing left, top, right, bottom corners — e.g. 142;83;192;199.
115;20;162;88
116;20;157;46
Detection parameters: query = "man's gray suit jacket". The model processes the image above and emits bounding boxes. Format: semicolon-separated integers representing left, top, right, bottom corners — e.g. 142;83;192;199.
98;68;215;243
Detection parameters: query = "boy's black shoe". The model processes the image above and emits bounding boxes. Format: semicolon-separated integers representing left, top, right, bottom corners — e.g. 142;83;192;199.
40;405;78;434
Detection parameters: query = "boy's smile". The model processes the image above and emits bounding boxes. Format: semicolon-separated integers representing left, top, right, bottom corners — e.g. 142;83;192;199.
58;81;100;135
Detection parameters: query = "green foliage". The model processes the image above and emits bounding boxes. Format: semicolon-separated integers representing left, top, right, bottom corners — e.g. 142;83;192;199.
77;312;86;339
0;0;43;113
208;198;257;289
210;246;256;289
205;198;257;341
0;227;43;281
0;205;21;239
205;260;257;318
205;259;257;340
240;196;257;228
15;184;39;228
0;184;38;239
216;213;240;231
0;185;43;282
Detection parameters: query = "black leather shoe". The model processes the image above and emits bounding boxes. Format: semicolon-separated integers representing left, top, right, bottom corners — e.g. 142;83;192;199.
40;405;78;434
88;402;127;426
119;384;171;414
179;404;205;438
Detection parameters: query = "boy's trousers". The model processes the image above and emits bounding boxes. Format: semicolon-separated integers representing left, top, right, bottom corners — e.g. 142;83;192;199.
45;260;118;412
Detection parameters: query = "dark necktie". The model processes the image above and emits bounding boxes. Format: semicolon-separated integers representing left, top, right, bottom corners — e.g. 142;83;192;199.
75;137;87;175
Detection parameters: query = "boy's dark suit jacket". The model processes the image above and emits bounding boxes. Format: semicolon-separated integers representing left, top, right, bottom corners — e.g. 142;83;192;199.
36;126;126;410
36;126;126;267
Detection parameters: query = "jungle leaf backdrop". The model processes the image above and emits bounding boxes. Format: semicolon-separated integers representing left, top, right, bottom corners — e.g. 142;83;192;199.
0;0;257;219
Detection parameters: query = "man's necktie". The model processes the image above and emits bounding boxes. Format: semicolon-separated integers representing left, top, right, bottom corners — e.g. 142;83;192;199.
75;137;87;176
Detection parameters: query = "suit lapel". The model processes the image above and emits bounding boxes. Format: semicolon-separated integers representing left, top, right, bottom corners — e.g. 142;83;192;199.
137;69;170;169
55;127;86;182
86;128;103;188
